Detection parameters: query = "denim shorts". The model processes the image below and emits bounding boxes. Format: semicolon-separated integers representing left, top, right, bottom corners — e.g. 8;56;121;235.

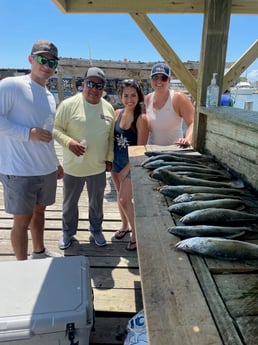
0;172;57;215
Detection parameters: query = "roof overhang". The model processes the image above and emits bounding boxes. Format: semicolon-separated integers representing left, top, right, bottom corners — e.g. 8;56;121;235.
52;0;258;15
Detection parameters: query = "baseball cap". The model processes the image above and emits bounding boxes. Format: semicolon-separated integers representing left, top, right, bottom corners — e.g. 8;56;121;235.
85;67;106;82
151;63;171;77
31;40;59;60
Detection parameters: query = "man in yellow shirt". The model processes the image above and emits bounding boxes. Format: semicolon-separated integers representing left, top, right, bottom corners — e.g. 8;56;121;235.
54;67;115;249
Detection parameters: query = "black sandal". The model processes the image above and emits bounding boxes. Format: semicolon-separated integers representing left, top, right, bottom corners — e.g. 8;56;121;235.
126;240;137;251
114;229;130;239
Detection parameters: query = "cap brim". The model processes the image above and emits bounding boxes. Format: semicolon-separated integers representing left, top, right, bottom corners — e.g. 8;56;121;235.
32;50;59;60
151;72;169;77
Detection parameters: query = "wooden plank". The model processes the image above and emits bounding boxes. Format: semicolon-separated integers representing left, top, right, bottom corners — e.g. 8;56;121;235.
93;288;143;313
52;0;258;15
90;315;131;345
236;316;258;345
129;146;223;345
91;268;140;289
206;258;258;274
195;0;232;149
214;274;258;317
202;108;258;190
190;255;243;345
223;40;258;91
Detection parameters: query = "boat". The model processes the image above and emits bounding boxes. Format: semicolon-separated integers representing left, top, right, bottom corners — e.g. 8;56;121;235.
230;81;255;95
170;79;190;97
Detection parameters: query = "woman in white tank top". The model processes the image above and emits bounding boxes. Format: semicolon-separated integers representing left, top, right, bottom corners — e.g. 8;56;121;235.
145;63;194;146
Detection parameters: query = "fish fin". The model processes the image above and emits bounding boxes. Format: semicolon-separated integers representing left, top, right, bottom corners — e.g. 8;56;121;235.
225;231;246;239
230;178;245;188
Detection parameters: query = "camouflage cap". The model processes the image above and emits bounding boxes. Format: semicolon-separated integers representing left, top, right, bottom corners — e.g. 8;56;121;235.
31;40;59;60
85;67;106;82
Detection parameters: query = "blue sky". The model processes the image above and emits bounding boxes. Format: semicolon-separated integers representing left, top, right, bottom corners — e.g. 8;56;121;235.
1;0;257;81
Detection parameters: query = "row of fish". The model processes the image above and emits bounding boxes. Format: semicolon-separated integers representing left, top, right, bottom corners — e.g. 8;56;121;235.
142;150;258;260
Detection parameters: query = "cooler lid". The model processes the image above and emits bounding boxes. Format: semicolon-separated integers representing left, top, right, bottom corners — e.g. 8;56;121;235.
0;256;92;337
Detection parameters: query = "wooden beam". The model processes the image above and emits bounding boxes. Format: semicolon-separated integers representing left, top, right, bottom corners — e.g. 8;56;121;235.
51;0;205;14
130;12;197;100
193;0;232;150
51;0;258;14
223;40;258;91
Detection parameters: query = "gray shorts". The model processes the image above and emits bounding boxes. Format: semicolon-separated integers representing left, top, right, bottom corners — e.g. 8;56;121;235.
0;172;57;215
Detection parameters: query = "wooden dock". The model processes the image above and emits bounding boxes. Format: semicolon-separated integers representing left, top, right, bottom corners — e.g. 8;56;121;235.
129;145;258;345
0;144;142;345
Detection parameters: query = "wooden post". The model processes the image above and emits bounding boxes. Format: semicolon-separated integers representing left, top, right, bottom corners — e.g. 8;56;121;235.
57;72;63;105
193;0;232;150
72;76;77;95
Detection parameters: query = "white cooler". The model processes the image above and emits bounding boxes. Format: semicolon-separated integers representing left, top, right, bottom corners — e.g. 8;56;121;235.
0;256;93;345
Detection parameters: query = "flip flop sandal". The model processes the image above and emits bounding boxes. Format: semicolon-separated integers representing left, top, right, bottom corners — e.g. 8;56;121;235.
114;229;130;239
126;240;137;251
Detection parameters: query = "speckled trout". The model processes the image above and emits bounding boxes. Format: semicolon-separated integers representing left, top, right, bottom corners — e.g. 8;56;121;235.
159;185;246;198
173;193;242;203
168;198;246;215
154;169;244;188
180;208;258;225
168;225;255;238
175;237;258;260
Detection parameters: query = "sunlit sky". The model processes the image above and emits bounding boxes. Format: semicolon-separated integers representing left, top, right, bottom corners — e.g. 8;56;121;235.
1;0;257;81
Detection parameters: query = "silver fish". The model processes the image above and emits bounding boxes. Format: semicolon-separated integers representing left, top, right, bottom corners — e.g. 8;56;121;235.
175;237;258;260
173;193;242;203
175;171;231;180
180;208;258;225
168;198;246;215
168;225;253;238
143;160;207;170
155;169;244;188
142;154;204;167
142;152;214;165
149;164;232;180
144;150;209;160
159;185;246;198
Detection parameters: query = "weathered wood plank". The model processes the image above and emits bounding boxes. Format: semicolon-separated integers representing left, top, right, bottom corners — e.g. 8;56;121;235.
200;107;258;191
0;158;141;345
91;268;140;289
214;274;258;317
190;255;243;345
90;316;129;345
236;316;258;345
129;146;223;345
93;288;143;313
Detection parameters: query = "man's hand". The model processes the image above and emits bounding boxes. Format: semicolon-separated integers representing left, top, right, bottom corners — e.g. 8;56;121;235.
57;165;64;179
105;161;112;172
68;140;86;157
29;127;52;142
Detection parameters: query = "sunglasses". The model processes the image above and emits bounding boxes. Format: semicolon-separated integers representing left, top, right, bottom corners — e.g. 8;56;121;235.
121;79;139;87
151;74;169;82
34;55;58;69
85;80;104;90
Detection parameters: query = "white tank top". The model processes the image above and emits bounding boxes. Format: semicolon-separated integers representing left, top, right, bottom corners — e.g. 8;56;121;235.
147;90;183;145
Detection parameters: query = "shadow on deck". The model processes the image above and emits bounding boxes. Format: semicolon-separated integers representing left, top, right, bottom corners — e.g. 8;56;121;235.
0;172;142;345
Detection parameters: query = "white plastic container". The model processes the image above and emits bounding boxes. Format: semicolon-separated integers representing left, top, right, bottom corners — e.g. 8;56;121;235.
74;139;87;163
206;73;219;107
0;256;93;345
43;115;54;131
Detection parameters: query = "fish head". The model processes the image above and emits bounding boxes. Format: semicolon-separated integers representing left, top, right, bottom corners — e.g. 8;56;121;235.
143;159;166;170
173;193;192;203
175;237;208;255
175;238;194;252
